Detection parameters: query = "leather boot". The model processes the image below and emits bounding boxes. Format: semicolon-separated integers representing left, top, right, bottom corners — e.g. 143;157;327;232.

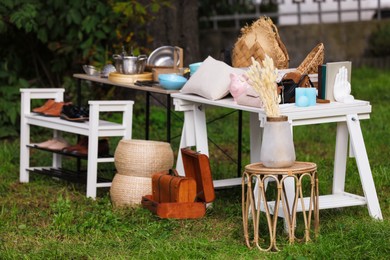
43;102;71;117
33;99;55;114
71;138;110;157
62;136;88;153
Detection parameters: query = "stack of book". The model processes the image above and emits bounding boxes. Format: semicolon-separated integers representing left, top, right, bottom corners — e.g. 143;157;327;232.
317;61;352;102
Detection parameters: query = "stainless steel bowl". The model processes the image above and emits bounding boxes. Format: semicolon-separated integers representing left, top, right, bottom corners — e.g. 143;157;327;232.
101;64;116;78
147;46;181;67
82;65;100;76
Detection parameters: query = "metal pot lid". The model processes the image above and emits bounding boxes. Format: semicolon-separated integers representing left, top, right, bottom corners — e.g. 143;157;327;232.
147;46;180;67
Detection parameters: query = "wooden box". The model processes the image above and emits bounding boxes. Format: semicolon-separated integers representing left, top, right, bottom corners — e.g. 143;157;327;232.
141;148;215;219
151;169;197;203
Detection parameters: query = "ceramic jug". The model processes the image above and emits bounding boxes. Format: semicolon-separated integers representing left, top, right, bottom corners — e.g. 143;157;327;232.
260;115;296;168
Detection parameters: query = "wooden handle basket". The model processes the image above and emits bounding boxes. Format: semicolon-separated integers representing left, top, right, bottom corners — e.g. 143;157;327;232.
296;43;325;74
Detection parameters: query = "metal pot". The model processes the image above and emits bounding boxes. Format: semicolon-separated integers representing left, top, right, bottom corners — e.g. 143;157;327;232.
113;54;148;75
113;54;124;73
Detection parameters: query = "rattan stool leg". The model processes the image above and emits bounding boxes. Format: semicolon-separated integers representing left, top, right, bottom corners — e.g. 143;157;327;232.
299;173;313;242
280;171;318;243
242;172;252;248
242;162;319;251
280;175;299;244
314;171;320;237
254;175;282;251
243;173;282;251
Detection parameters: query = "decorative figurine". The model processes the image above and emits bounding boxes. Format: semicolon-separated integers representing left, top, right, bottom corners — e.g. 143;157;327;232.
333;66;354;103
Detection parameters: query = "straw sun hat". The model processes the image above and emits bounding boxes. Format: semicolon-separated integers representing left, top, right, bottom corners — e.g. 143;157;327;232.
232;16;289;69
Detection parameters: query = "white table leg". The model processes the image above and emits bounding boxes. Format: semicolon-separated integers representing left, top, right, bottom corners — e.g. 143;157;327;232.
249;112;262;163
332;122;349;194
123;103;133;139
249;113;262;214
193;104;209;154
20;92;31;183
346;114;383;220
176;104;209;176
86;104;99;199
176;112;193;176
20;109;30;183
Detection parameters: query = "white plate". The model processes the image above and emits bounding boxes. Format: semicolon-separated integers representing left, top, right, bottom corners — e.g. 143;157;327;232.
147;46;181;67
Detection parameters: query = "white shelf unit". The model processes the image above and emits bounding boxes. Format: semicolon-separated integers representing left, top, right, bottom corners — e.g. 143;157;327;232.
20;88;134;198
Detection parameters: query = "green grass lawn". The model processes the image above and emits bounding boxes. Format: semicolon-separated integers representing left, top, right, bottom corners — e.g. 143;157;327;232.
0;67;389;259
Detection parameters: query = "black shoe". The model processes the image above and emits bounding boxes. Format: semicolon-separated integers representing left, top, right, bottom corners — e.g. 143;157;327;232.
60;104;89;122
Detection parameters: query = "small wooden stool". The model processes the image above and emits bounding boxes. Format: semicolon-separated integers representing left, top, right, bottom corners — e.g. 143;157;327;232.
242;161;319;251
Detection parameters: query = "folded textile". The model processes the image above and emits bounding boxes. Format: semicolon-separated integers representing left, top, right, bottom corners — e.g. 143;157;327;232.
180;56;246;100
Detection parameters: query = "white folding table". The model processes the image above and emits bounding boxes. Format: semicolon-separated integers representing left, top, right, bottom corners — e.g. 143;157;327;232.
172;93;383;220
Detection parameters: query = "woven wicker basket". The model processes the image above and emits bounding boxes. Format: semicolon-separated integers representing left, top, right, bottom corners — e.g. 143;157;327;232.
296;43;325;74
110;174;151;207
232;16;289;69
114;139;174;177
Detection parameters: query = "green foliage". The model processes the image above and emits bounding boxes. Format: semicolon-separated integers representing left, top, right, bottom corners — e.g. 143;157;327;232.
9;3;38;32
0;67;28;138
368;23;390;57
0;0;168;139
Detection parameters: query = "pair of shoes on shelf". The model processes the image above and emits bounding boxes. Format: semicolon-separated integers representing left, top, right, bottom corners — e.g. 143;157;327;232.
33;99;71;117
34;137;70;151
62;136;88;154
62;137;109;157
32;99;55;113
60;104;89;122
72;138;109;157
43;102;69;117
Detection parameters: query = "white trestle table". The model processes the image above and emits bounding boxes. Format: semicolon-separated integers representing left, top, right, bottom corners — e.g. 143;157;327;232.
172;92;383;220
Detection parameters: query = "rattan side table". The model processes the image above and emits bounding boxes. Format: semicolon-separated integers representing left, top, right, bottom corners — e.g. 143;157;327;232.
242;161;319;251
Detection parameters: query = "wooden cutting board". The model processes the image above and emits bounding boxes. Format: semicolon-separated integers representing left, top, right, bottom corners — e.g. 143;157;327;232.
108;72;153;84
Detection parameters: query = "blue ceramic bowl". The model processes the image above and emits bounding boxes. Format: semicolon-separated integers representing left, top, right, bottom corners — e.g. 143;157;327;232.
158;74;187;90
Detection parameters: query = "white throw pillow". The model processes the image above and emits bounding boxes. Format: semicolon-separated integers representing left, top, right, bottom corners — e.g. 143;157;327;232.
180;56;246;100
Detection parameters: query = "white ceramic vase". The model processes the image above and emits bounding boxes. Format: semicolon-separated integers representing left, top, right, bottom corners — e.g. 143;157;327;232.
260;115;296;168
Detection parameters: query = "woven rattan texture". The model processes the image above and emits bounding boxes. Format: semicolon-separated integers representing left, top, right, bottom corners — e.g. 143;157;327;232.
232;17;289;69
110;174;152;207
296;43;325;74
242;161;319;251
245;161;317;175
114;139;174;177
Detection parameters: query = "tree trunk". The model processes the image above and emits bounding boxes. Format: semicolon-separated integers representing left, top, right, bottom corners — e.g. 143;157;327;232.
149;0;200;66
